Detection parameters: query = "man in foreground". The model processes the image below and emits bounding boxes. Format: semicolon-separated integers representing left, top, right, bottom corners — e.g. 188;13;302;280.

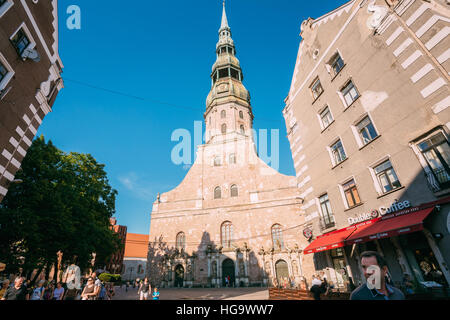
351;251;405;300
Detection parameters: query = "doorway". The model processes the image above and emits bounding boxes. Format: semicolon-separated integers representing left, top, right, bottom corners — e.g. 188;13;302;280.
275;260;289;286
174;265;184;288
222;259;235;287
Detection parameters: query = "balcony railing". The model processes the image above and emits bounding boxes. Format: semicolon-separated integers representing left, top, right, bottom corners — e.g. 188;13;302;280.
320;215;336;231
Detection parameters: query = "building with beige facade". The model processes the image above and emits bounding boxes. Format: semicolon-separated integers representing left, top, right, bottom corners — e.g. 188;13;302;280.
0;0;63;203
147;3;308;288
283;0;450;292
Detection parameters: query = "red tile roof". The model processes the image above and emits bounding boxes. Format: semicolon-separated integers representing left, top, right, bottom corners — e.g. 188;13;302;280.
124;233;149;258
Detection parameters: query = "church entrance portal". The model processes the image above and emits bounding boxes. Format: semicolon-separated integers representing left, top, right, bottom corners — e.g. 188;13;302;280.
222;259;235;287
275;260;289;285
174;265;184;288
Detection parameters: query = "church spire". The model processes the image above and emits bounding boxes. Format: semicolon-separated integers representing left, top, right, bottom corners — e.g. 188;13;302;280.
220;0;229;31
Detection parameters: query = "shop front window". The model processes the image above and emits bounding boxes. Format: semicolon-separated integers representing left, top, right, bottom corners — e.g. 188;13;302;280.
418;132;450;189
330;248;348;288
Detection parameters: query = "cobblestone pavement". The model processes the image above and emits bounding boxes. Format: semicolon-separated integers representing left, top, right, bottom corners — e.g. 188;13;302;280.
112;286;269;301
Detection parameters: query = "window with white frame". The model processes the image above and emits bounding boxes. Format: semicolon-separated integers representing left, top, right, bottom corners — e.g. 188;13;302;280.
11;28;31;56
0;0;13;18
341;80;359;107
329;52;345;78
319;194;335;229
374;160;401;194
342;179;362;208
310;78;324;100
356;116;378;146
0;53;14;90
319;106;334;129
330;139;347;166
418;132;450;188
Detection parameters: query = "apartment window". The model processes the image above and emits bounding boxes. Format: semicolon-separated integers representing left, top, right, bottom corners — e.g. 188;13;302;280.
374;160;401;194
230;184;238;197
357;116;378;146
214;156;222;167
418;132;450;188
272;224;284;250
341;80;359;107
176;232;186;251
0;60;7;83
320;107;334;129
330;53;345;77
0;0;13;18
11;28;31;56
330;139;347;165
343;179;362;208
319;194;335;229
214;187;222;199
221;222;233;248
310;78;324;100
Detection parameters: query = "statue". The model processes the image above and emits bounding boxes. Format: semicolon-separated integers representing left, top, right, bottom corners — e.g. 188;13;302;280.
238;259;245;277
211;261;217;277
292;260;299;276
367;0;389;30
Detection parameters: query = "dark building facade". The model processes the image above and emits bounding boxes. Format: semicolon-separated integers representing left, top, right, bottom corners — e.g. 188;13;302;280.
0;0;63;202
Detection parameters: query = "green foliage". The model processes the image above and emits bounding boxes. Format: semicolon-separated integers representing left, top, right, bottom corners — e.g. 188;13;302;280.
0;136;120;277
98;273;121;283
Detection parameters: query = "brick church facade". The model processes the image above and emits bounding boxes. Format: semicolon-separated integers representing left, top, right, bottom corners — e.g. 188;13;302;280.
147;3;310;288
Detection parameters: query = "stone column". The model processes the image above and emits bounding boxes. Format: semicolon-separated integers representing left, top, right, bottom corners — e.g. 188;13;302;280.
390;237;414;277
216;254;221;287
234;250;240;287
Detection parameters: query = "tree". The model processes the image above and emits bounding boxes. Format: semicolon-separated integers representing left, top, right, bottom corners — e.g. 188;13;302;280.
0;136;121;281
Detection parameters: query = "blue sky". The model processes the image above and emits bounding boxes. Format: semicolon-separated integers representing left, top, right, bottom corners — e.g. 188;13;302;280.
39;0;345;234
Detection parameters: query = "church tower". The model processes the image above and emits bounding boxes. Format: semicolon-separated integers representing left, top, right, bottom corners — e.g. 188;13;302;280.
205;1;253;143
148;2;306;289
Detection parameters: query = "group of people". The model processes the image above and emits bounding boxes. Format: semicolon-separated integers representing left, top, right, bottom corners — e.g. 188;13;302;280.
136;277;160;301
0;277;66;301
0;271;115;301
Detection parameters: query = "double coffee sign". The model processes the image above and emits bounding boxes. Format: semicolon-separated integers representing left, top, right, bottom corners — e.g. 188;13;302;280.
348;200;412;225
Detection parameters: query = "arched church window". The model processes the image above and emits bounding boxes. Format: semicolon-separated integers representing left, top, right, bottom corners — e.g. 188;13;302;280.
272;224;284;250
229;154;236;164
176;232;186;251
221;110;226;119
214;187;222;199
214;156;222;167
239;111;244;119
221;221;233;248
222;124;227;135
240;125;245;135
230;185;238;197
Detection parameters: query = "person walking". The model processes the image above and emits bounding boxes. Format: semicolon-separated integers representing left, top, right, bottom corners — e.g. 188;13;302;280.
1;277;28;300
350;251;405;300
80;277;97;300
30;280;46;300
152;287;160;300
138;278;151;301
91;272;102;299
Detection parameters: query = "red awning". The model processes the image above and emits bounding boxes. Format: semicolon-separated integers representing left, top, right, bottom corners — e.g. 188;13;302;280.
304;226;357;255
346;207;435;245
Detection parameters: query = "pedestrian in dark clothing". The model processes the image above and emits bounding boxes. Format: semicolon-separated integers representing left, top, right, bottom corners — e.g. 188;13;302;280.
1;277;28;300
310;275;323;300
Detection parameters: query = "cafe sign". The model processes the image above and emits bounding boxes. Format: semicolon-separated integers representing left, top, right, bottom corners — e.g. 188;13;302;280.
348;200;412;225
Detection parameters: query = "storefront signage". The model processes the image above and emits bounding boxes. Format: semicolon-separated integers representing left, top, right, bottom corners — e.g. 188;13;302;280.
348;200;412;226
379;200;411;216
348;210;379;225
303;228;313;240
